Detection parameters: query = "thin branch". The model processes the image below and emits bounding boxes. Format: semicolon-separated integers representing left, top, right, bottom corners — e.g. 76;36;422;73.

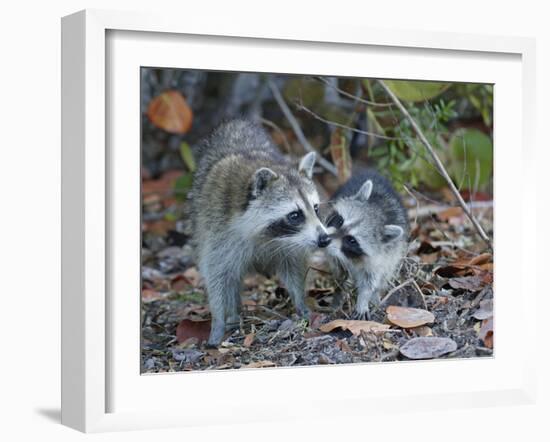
409;200;494;220
378;80;493;250
268;81;337;176
294;101;402;141
315;76;395;108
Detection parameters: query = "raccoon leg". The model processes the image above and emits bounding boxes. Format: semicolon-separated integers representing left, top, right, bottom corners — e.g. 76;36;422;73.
353;279;375;320
277;265;310;319
225;281;243;331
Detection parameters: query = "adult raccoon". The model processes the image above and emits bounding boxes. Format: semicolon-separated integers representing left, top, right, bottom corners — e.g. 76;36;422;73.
189;120;331;346
323;170;409;319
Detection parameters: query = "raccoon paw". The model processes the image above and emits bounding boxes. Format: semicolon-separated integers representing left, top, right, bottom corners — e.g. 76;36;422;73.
296;308;311;321
225;315;241;332
351;310;370;321
207;324;226;348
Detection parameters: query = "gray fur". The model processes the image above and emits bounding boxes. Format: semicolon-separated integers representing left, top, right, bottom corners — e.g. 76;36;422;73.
324;170;409;319
189;120;328;345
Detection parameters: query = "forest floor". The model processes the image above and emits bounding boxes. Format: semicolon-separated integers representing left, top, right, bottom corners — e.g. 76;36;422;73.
141;173;494;373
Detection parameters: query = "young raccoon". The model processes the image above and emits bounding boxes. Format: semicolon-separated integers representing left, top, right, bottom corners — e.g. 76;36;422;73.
189;120;331;346
324;170;409;319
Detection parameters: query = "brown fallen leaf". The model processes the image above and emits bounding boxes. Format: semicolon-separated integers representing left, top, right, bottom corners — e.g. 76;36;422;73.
176;319;211;344
243;332;255;348
408;325;433;337
448;275;485;291
171;274;193;292
319;319;390;336
434;264;474;278
468;253;492;266
479;317;494;348
147;90;193;134
183;266;201;287
309;312;327;329
386;305;435;328
436;206;463;222
336;339;352;353
141;289;165;303
243;360;275;369
400;337;457;359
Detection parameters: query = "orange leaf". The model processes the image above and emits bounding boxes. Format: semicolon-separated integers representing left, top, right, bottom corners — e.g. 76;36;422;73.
243;332;255;348
479;317;494;348
142;289;164;303
147;90;193;134
319;319;390;335
386;305;435;328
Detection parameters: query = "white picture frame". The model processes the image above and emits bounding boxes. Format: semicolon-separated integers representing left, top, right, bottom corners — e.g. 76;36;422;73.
61;9;537;433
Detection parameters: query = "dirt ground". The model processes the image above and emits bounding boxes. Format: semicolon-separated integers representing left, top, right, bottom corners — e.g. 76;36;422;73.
141;195;494;373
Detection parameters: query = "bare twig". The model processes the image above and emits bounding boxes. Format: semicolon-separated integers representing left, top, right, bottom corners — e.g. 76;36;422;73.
294;101;402;141
411;279;427;309
380;278;415;305
315;76;395;108
268;81;337;176
409;200;494;220
378;80;493;250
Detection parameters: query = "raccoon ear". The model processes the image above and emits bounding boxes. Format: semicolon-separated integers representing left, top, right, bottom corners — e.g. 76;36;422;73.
383;224;404;242
298;152;316;179
252;167;278;197
355;180;373;201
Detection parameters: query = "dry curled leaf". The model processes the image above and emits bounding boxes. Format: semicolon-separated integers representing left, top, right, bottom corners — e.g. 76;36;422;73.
400;337;457;359
448;275;485;291
329;128;351;184
386;305;435;328
319;319;390;335
147;90;193;134
409;325;433;337
176;319;211;344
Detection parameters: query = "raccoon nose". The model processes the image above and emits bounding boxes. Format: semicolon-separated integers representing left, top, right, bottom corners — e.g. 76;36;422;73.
317;233;331;248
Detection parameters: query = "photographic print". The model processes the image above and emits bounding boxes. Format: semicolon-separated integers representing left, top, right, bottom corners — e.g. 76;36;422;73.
140;69;493;373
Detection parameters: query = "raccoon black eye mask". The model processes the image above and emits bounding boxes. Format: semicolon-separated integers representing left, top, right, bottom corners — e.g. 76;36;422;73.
189;119;330;346
324;169;410;319
267;209;305;236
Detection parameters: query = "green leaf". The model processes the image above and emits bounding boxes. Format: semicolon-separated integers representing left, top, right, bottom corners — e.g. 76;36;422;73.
410;140;448;190
382;80;451;102
449;128;493;190
179;142;196;172
173;174;193;201
283;78;325;108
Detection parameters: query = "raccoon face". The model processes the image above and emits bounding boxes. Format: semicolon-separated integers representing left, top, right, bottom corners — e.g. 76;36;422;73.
241;152;330;251
324;179;404;269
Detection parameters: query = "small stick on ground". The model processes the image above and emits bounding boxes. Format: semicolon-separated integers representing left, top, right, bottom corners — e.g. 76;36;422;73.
380;278;415;305
378;80;493;251
268;80;338;176
259;305;289;320
411;278;427;310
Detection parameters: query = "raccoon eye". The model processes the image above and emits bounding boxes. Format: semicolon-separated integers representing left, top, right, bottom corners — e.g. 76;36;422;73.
314;204;319;215
344;235;358;246
287;210;305;225
327;212;344;228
